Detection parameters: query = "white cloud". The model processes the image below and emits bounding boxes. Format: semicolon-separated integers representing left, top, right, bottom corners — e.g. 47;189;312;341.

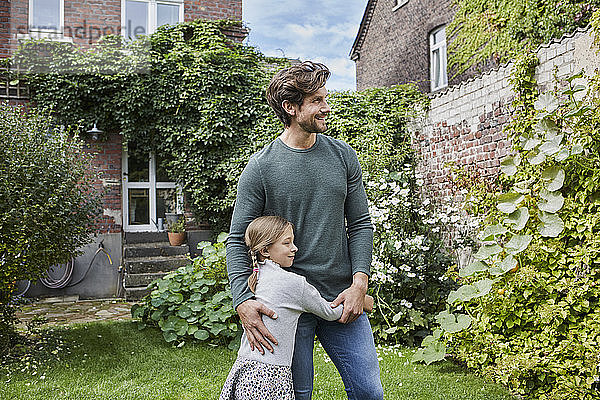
243;1;366;91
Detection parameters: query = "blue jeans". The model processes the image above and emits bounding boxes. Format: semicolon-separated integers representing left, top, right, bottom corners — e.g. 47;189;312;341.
291;312;384;400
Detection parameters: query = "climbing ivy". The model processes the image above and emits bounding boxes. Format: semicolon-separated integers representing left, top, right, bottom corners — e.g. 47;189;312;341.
448;0;600;76
13;20;283;232
415;38;600;400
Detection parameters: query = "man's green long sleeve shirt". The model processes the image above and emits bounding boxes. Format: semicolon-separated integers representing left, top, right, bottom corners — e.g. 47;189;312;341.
226;134;373;309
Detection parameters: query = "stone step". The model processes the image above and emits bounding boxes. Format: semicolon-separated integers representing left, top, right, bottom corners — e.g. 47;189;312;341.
125;255;190;274
124;232;170;244
124;272;167;288
124;242;189;258
125;287;151;301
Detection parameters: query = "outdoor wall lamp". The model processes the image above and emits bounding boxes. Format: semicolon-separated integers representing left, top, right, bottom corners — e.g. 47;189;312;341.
86;122;103;141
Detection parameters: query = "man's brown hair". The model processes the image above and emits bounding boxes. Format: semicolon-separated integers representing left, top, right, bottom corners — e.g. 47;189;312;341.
265;61;330;127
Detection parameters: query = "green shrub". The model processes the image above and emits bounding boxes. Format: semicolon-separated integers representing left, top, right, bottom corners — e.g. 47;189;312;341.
132;233;241;349
0;103;100;357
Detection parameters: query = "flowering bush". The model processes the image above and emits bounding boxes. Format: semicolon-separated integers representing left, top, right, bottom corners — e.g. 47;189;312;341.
366;167;456;345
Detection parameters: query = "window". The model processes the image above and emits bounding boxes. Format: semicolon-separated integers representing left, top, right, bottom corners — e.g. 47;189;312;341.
393;0;409;11
429;26;448;91
123;0;183;41
29;0;63;32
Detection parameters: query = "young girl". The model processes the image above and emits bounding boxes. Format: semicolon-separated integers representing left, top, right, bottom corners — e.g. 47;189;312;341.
220;215;373;400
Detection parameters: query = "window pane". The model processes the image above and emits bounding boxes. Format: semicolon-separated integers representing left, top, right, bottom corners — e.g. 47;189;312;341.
126;1;148;40
128;151;149;182
155;154;172;182
32;0;60;30
157;188;177;218
433;27;445;45
157;4;180;28
432;49;440;88
129;188;149;225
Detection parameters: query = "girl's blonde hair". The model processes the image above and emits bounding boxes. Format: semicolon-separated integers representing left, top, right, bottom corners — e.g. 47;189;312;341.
245;215;294;293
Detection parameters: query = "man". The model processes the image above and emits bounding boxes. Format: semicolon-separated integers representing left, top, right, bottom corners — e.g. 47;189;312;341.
226;61;384;400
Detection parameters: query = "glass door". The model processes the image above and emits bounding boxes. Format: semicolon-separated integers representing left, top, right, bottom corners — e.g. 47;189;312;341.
122;147;179;232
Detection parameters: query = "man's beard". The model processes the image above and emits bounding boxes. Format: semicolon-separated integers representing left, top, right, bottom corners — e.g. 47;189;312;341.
298;118;327;133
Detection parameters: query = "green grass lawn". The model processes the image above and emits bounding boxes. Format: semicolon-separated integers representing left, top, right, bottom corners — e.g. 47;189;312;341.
2;321;518;400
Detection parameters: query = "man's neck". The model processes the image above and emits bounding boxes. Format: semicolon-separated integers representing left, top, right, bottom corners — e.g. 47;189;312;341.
280;126;317;150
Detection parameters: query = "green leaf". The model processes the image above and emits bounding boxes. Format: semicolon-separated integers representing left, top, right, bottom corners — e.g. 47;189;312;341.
554;148;569;162
526;150;546;165
538;190;564;213
448;285;479;304
473;243;502;261
500;155;520;176
539;141;560;156
216;232;228;242
187;325;198;335
177;306;192;319
505;234;532;255
197;241;212;250
174;319;189;336
418;340;446;365
503;207;529;231
459;261;488;278
523;136;542;151
499;255;518;273
538;212;564;237
194;329;209;340
541;167;565;191
478;224;507;241
163;330;178;342
497;193;524;214
534;93;559;113
436;311;472;333
571;144;584;155
472;279;493;298
167;293;184;303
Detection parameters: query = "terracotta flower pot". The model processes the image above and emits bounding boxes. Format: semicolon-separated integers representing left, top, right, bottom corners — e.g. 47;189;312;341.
168;232;186;246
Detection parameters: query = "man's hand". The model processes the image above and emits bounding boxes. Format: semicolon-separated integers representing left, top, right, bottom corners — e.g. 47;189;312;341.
236;299;278;354
331;272;369;324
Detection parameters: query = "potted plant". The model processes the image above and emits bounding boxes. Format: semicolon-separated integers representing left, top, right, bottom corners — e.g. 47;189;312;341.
167;216;186;246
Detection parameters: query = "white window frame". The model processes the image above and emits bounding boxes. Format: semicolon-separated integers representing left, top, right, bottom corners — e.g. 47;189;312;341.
121;0;184;40
429;25;448;92
122;150;182;232
20;0;71;42
393;0;409;11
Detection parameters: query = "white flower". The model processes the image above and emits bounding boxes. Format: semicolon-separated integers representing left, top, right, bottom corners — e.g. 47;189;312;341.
450;215;461;223
407;272;416;278
416;179;424;186
399;188;410;197
390;197;400;206
394;240;402;250
400;299;413;308
423;198;430;206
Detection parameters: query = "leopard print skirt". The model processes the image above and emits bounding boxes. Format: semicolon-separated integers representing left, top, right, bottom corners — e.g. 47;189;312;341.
219;358;294;400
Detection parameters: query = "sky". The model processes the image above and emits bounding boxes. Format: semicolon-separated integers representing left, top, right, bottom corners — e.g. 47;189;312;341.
242;1;368;92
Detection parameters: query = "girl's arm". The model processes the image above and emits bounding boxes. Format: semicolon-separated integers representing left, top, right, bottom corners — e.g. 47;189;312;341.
300;279;344;321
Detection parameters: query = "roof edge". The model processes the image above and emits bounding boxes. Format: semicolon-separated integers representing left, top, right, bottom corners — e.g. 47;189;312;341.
349;0;377;59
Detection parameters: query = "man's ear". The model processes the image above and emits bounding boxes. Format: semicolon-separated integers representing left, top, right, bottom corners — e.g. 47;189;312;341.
282;100;296;117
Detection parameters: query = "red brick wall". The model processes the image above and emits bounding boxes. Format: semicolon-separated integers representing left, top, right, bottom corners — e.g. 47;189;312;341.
353;0;479;93
4;0;243;56
0;0;9;58
415;100;512;198
85;133;123;234
185;0;241;21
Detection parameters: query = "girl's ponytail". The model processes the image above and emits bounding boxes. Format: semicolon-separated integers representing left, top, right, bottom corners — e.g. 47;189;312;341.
247;250;260;293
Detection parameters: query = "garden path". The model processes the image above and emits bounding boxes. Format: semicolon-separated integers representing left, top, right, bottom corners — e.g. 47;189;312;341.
15;298;132;328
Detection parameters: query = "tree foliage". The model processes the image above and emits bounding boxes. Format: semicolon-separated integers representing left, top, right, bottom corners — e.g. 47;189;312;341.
0;103;100;354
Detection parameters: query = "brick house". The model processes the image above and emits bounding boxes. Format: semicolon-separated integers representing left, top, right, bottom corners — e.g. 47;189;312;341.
350;0;476;93
1;0;244;300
